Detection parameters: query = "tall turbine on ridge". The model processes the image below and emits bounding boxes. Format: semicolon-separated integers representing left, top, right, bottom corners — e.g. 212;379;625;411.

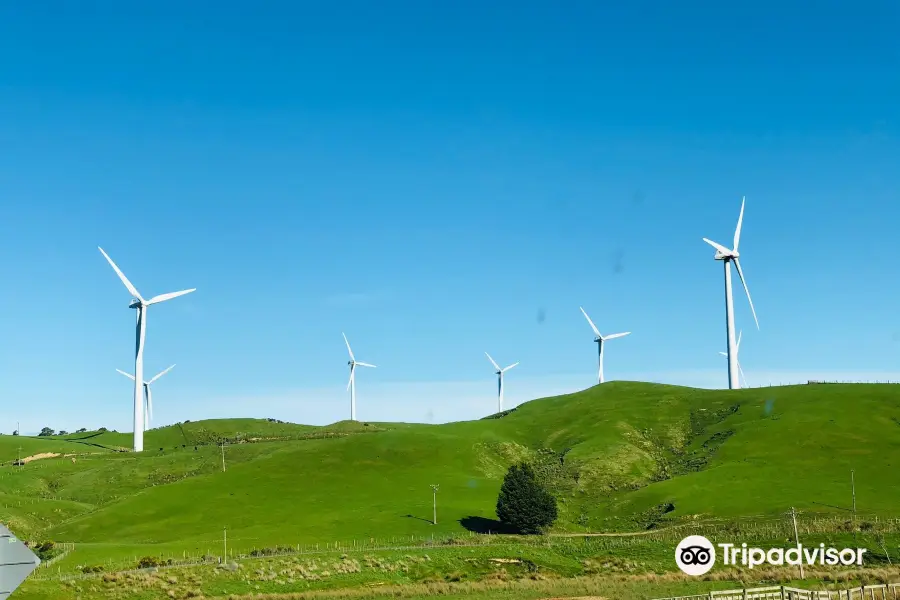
485;352;518;413
343;333;376;421
579;307;630;384
99;247;195;452
702;197;759;390
718;331;748;388
116;365;176;431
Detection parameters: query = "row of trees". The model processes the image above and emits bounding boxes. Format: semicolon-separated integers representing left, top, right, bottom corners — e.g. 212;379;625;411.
5;427;92;436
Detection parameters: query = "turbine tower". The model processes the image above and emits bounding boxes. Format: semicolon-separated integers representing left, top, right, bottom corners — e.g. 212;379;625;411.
702;197;759;390
485;352;518;413
719;330;748;388
343;333;376;421
579;307;630;384
116;365;176;431
99;247;195;452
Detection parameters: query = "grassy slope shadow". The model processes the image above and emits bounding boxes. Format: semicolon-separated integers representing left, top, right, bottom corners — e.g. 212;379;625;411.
459;516;519;534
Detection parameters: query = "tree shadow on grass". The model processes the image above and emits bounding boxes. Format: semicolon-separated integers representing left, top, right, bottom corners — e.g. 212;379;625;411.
459;516;519;534
403;514;434;525
811;501;853;513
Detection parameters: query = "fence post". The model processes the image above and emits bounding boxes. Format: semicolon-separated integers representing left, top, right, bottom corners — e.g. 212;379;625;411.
781;585;786;600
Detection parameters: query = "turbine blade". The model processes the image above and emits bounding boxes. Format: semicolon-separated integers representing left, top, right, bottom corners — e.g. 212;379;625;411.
99;247;144;301
342;332;355;361
356;362;376;368
347;365;354;390
485;352;500;371
733;196;746;251
719;351;728;357
502;362;519;372
738;361;748;388
702;238;731;255
737;330;742;350
579;307;601;338
148;364;176;384
602;332;631;340
733;258;760;330
146;386;153;423
116;369;136;381
147;289;196;305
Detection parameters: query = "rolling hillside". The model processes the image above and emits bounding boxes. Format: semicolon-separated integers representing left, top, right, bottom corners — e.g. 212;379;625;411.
2;382;899;558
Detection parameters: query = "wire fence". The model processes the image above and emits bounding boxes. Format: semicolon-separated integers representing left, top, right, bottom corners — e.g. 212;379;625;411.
744;380;900;388
29;513;900;582
30;531;502;582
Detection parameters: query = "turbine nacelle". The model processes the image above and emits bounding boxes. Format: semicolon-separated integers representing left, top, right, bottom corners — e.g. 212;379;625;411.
714;248;739;261
485;352;518;375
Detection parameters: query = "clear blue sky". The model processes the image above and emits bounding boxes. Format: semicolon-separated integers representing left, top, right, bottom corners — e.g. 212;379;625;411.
1;1;898;434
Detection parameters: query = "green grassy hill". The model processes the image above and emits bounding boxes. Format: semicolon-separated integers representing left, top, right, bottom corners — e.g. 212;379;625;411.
3;382;899;564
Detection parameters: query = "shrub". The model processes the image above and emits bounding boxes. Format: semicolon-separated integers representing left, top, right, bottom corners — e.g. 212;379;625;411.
496;462;558;534
137;556;162;569
33;541;59;561
81;565;104;573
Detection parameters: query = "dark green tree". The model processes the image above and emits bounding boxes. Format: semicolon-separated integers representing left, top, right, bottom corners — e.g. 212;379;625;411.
496;462;558;534
38;427;54;437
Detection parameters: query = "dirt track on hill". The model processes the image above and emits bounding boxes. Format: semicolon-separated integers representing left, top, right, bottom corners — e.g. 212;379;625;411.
549;523;691;537
19;452;60;463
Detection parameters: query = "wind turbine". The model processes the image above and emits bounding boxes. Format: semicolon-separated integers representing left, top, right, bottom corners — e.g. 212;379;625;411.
343;333;376;421
116;365;176;431
485;352;518;413
719;331;748;388
702;196;759;390
579;307;630;384
99;247;195;452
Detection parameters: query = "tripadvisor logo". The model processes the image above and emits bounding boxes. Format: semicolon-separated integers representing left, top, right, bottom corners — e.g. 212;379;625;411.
675;535;868;575
676;535;717;576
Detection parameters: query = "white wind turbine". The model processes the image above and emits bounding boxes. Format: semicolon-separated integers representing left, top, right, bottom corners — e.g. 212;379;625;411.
343;333;376;421
99;247;195;452
116;365;176;431
702;196;759;390
485;352;518;413
718;331;748;388
579;307;630;384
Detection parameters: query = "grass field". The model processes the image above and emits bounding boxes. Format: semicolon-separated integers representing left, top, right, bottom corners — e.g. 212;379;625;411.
2;381;899;599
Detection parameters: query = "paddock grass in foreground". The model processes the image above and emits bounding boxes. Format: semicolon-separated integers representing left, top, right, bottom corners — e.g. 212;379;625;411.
17;523;900;600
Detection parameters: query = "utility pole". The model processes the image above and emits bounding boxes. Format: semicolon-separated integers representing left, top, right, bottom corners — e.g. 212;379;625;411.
430;484;439;525
790;507;804;579
851;469;856;518
220;440;226;472
223;527;227;563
